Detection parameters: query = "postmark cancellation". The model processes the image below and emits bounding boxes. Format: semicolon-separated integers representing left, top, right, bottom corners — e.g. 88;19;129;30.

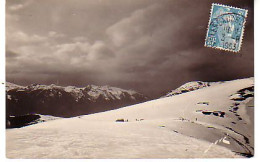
205;3;248;52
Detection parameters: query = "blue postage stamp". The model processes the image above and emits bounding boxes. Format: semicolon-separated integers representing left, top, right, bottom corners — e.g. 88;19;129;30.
205;4;248;52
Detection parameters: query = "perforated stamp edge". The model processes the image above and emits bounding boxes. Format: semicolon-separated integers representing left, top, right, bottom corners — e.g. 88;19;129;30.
204;3;248;53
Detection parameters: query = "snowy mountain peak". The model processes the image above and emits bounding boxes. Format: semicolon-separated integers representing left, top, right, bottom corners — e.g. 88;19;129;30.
6;82;25;91
6;82;144;101
165;81;214;97
6;82;148;117
86;84;138;100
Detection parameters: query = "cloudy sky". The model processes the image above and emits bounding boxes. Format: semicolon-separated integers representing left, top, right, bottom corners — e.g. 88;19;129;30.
6;0;254;98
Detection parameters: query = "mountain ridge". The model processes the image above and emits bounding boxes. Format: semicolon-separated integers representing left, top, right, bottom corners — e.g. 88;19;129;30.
6;82;148;118
164;81;224;97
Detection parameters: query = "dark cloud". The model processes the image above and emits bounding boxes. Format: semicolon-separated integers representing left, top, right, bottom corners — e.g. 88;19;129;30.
6;0;254;98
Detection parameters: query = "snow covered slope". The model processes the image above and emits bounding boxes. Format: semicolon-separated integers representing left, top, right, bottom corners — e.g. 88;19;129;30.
6;78;254;158
6;82;148;117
